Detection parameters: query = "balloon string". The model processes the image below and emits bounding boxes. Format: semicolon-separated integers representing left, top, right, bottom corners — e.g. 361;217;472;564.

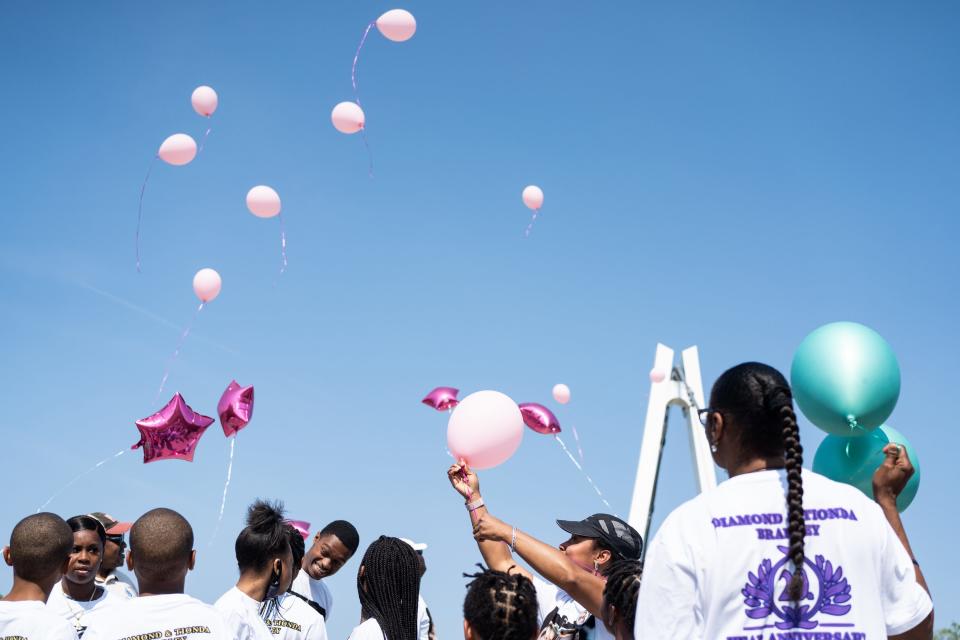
279;212;288;273
209;436;237;545
361;127;374;179
136;156;158;273
198;117;212;155
36;449;126;513
554;435;614;512
524;209;539;237
154;302;204;404
570;425;585;463
352;22;375;106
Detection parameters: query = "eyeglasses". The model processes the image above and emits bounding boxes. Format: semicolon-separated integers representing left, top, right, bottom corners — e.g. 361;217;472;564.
697;408;719;426
106;536;126;547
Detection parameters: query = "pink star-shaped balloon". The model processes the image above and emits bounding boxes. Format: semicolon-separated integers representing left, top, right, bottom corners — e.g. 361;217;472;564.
286;519;311;541
132;393;214;463
422;387;459;411
218;380;254;437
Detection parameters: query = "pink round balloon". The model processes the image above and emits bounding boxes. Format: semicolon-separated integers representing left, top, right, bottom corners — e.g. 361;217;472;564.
193;268;222;303
191;86;218;117
376;9;417;42
447;390;523;470
552;383;571;405
246;185;281;218
331;101;365;134
649;368;666;383
158;133;197;166
522;185;544;211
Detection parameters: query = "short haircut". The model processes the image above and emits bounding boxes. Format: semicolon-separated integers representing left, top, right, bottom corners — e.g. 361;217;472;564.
235;499;289;573
463;565;538;640
8;513;73;582
66;515;106;545
129;508;194;580
319;520;359;555
287;525;306;570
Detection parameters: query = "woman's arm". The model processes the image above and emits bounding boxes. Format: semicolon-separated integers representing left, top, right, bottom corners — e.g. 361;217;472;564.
473;514;606;618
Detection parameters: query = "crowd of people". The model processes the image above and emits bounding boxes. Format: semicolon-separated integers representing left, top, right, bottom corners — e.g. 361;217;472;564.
0;362;937;639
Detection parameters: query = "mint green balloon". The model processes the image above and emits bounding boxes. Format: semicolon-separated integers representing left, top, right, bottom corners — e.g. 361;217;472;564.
812;424;920;512
791;321;900;436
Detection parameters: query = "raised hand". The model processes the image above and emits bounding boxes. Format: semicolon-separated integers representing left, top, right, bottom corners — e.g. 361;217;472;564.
872;443;914;506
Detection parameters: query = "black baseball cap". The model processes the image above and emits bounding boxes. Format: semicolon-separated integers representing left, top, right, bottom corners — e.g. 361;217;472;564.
556;514;643;560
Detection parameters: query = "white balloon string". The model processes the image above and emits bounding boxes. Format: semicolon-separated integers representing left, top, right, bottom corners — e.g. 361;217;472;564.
154;302;204;404
361;127;374;179
198;116;212;154
524;209;539;237
279;212;288;273
37;449;127;513
209;436;237;545
352;22;375;106
570;425;585;463
135;156;158;273
554;435;614;512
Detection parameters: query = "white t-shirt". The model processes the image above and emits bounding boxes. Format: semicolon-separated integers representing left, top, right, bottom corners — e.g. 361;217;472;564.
81;593;233;640
416;595;432;640
214;586;275;640
94;570;138;600
291;571;334;621
262;592;329;640
0;600;79;640
46;582;120;636
533;576;612;640
348;618;385;640
635;469;934;640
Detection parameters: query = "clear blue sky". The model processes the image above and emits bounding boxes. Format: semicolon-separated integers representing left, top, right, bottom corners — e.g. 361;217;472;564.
2;0;958;635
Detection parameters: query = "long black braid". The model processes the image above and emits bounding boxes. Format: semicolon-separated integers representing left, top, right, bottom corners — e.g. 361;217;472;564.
711;362;805;602
463;564;538;640
358;536;421;640
601;559;642;634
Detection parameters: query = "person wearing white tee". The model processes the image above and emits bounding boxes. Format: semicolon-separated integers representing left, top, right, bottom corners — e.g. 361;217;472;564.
88;512;138;599
47;515;124;636
448;463;643;640
215;500;296;640
291;519;360;622
347;537;421;640
399;538;435;640
0;512;78;640
262;524;328;640
634;362;934;640
81;507;232;640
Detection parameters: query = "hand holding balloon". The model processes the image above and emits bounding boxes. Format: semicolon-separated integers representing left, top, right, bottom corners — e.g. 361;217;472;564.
872;443;915;508
472;513;511;544
448;460;480;501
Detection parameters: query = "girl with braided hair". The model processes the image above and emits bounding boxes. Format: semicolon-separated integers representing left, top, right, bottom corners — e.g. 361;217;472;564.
635;362;934;639
599;560;640;640
348;536;421;640
463;565;539;640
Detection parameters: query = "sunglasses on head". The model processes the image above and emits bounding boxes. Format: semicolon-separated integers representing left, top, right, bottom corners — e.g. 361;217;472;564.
106;535;126;546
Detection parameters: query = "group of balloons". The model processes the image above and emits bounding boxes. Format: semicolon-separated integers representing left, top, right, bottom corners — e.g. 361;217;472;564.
791;321;921;511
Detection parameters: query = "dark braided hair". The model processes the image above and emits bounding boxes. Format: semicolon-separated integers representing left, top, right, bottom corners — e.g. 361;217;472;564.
235;499;289;573
463;565;538;640
711;362;805;602
358;536;421;640
601;559;642;635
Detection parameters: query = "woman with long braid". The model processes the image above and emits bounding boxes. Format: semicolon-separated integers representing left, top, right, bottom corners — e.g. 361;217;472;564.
348;536;421;640
634;362;934;639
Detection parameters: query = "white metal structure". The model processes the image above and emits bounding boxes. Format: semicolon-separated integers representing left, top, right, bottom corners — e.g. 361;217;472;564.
628;344;718;553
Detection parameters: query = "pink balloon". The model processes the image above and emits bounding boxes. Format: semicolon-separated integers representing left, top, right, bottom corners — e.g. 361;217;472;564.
246;185;281;218
193;268;222;303
331;101;365;134
131;393;214;463
552;384;571;405
650;368;666;383
158;134;197;166
422;387;459;412
376;9;417;42
191;86;218;117
519;402;562;435
447;390;523;470
522;185;544;211
218;380;254;437
286;520;311;541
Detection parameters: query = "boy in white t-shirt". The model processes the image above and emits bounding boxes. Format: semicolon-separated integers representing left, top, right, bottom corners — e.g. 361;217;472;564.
0;512;78;640
81;507;232;640
290;519;359;622
262;525;328;640
635;362;934;640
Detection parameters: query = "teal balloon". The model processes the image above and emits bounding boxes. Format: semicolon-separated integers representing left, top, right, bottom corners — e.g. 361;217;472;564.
791;321;900;436
812;424;920;512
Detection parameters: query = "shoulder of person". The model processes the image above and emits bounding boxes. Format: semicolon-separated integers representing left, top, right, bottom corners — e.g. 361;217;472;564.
349;618;384;640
